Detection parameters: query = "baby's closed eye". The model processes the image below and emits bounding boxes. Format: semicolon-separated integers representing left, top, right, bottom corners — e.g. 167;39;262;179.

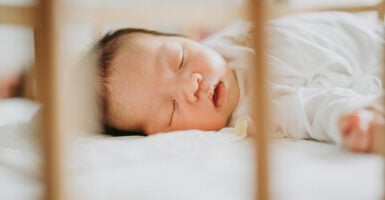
178;46;185;70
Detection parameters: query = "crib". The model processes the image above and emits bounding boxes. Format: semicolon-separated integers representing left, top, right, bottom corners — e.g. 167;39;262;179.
1;0;385;200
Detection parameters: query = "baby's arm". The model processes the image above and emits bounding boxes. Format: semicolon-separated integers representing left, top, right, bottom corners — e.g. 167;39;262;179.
0;68;34;99
339;106;384;153
270;84;381;147
0;72;22;98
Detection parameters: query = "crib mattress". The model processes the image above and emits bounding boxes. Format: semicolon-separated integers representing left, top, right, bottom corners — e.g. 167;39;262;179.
0;98;383;200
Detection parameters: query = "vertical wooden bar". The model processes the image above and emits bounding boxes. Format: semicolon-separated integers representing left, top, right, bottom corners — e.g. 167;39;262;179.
379;3;385;200
0;5;37;26
377;2;385;200
379;32;384;200
249;0;270;200
34;0;64;200
378;1;385;20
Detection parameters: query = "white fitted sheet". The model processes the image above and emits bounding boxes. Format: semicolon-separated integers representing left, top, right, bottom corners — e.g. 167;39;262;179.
0;98;383;200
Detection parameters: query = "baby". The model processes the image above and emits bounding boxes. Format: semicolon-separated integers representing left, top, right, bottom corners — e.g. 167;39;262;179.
2;13;379;152
96;13;385;153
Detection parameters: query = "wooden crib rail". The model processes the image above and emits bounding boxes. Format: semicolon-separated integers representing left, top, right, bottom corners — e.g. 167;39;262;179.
2;1;383;29
0;3;247;29
65;3;247;31
44;1;385;29
43;0;384;39
0;5;36;26
268;0;385;19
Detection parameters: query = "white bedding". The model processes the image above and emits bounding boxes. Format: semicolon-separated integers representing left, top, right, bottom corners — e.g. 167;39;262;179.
0;99;383;200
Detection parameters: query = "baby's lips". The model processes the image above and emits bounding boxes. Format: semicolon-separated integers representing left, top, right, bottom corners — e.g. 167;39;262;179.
213;81;225;108
207;84;215;103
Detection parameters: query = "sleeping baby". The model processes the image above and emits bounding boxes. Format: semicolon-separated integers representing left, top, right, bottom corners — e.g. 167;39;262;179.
96;12;385;153
1;12;377;153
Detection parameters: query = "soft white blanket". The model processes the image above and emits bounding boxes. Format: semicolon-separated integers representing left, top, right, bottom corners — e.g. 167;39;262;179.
0;98;383;200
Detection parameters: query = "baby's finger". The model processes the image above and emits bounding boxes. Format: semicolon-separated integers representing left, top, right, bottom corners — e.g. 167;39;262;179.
358;127;372;153
370;122;385;153
357;109;375;132
347;128;370;152
339;113;359;136
338;117;349;135
344;129;359;152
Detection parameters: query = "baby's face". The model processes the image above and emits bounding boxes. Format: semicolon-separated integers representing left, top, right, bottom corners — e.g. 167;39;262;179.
106;34;240;134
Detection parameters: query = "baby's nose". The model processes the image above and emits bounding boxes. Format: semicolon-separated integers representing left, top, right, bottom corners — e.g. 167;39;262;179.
180;73;202;103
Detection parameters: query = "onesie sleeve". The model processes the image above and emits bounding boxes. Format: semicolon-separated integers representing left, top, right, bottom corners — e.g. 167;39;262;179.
270;83;379;144
267;12;384;145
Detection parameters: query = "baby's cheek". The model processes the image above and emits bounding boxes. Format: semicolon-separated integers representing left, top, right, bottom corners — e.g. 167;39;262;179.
203;53;227;74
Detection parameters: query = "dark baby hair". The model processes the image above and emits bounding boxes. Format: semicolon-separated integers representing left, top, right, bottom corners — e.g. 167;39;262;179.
97;28;180;136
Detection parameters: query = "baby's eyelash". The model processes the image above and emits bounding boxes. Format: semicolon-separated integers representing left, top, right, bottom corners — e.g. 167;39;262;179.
169;100;176;126
179;47;184;70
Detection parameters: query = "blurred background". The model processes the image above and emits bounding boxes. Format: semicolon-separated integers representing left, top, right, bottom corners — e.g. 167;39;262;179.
0;0;381;78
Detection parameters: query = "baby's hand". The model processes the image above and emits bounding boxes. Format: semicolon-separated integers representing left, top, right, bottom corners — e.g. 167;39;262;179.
339;108;384;153
0;73;21;98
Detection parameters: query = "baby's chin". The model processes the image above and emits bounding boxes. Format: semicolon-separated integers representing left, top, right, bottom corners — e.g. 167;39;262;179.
197;119;228;131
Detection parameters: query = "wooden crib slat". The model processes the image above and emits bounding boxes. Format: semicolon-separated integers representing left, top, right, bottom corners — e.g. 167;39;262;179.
376;5;385;200
249;0;270;200
378;2;385;200
34;1;64;200
372;21;385;191
379;1;385;21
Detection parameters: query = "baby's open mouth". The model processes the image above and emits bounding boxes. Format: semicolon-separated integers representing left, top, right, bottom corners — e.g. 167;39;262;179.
212;81;225;108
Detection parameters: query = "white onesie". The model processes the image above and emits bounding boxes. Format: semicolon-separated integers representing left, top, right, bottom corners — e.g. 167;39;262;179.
203;12;384;144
